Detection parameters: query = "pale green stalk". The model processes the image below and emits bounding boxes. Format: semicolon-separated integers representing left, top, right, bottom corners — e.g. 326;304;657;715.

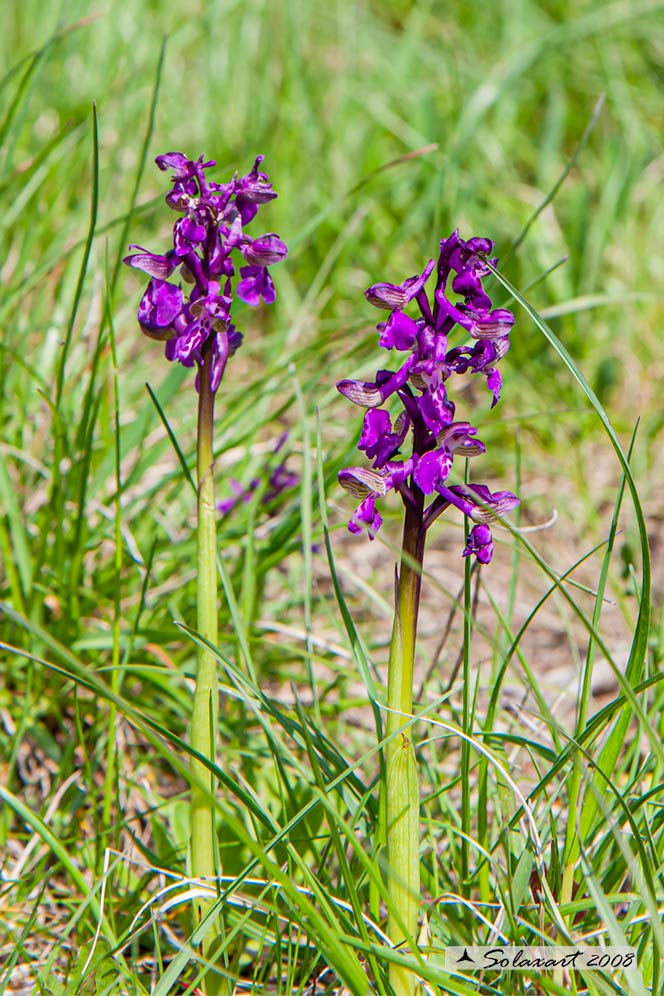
190;345;220;970
385;484;425;996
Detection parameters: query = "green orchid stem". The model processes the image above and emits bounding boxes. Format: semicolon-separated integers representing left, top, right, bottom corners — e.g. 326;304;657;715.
190;346;220;972
385;482;425;996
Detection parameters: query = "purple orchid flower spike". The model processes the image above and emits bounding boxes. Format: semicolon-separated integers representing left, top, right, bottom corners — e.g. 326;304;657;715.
124;152;287;393
125;153;288;949
343;231;521;983
337;230;519;562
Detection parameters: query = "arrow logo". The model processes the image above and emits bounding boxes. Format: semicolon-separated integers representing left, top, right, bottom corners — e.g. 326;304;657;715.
457;948;475;964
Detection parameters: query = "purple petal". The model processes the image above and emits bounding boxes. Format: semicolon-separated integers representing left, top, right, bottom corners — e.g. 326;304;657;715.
348;496;383;540
470;308;514;340
173;216;207;255
137;279;184;340
452;267;492;311
419;380;455;433
437;422;486;457
155;152;195;177
358;409;410;465
237;265;276;306
227;324;244;356
486;367;502;406
463;523;494;563
241;233;288;266
336;379;383;408
124;247;178;279
384;456;415;488
359;409;392;454
365;259;434;310
434;288;477;333
464;237;493;255
448;483;520;521
377;310;419;351
413;448;453;494
366;357;416;405
236;155;277;204
402;258;435;298
167;321;205;363
235;155;278;223
217;478;247;515
338;466;388;499
208;330;231;392
237;201;258;226
365;280;408;310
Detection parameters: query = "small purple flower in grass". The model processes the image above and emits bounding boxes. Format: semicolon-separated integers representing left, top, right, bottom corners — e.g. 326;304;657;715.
124;152;287;392
217;478;255;515
337;230;519;561
217;433;298;517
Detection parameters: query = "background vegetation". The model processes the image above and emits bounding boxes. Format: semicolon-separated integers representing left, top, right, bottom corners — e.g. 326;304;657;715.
0;0;662;992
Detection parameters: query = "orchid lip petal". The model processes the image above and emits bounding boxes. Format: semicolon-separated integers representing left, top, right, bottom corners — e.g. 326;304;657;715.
412;448;452;494
377;310;419;351
463;523;494;563
348;495;383;539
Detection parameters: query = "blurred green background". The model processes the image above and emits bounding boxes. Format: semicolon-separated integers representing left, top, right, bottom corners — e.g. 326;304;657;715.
3;0;662;511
